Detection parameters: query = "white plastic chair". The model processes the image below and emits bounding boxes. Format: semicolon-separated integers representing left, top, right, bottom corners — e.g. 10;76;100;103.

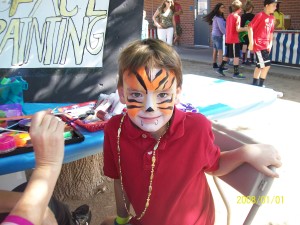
212;122;275;225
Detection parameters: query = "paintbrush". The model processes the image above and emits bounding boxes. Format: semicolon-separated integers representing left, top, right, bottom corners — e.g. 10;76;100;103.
0;112;65;121
0;127;28;133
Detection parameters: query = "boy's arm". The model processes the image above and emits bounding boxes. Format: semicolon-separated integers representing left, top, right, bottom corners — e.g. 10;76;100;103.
267;33;274;52
236;16;247;33
100;179;131;225
248;26;254;51
114;179;131;218
210;144;282;177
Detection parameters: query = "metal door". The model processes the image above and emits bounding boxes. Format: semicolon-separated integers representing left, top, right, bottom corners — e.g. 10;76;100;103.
194;0;210;46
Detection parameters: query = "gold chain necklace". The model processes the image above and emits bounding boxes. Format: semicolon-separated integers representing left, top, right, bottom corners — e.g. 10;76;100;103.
117;113;169;220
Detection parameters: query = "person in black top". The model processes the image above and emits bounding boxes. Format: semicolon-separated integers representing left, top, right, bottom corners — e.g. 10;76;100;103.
240;0;255;65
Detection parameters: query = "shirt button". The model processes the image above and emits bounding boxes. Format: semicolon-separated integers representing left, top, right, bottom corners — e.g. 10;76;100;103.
142;134;147;138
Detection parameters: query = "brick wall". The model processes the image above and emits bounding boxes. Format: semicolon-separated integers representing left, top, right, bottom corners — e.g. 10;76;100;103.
144;0;195;45
144;0;300;46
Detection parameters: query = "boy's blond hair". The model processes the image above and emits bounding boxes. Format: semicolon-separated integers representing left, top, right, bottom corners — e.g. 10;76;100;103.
118;39;183;88
231;0;243;12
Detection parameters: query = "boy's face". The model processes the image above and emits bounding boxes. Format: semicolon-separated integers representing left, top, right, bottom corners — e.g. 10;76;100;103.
118;66;181;134
266;3;277;14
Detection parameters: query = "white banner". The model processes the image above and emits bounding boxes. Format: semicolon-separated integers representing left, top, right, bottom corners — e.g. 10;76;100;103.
0;0;109;68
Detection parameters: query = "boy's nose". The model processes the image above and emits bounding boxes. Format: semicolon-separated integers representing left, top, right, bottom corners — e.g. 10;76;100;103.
145;93;156;112
146;107;154;112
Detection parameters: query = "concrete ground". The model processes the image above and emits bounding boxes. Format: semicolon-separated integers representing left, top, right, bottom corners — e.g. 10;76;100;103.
65;46;300;225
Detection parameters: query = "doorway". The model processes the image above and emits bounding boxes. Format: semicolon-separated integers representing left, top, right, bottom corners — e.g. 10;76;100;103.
194;0;210;46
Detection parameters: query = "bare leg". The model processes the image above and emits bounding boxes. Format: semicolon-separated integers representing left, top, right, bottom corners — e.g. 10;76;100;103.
253;67;261;79
233;57;240;66
217;49;223;65
259;66;271;79
213;48;217;64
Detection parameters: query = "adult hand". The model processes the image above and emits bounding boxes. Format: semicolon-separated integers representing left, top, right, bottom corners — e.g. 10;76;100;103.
156;23;162;29
29;110;65;169
244;144;282;178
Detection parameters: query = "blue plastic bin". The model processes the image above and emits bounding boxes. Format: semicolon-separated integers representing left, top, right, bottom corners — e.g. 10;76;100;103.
0;77;28;105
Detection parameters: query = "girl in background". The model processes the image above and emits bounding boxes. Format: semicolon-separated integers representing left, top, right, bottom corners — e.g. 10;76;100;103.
203;3;227;70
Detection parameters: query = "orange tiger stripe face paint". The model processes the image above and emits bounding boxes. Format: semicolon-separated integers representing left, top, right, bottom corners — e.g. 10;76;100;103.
121;66;180;135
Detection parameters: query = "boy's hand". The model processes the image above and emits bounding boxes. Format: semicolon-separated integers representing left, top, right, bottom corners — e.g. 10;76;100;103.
267;44;272;52
244;144;282;178
29;110;65;169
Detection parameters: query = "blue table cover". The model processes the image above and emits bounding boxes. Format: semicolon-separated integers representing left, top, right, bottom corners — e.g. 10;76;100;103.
0;75;278;175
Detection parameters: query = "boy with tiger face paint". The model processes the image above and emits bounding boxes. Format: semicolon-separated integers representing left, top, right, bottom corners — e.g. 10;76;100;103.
120;66;179;138
117;38;182;139
102;39;281;225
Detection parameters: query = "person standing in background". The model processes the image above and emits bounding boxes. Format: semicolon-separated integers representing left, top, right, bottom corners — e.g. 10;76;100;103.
273;1;285;30
240;0;255;65
152;0;177;46
173;0;183;45
141;10;149;40
248;0;277;87
217;0;247;78
203;3;227;70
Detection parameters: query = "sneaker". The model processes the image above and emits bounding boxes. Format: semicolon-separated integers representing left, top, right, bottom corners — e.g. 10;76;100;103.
216;68;226;77
213;63;219;69
232;73;246;79
222;67;229;71
72;204;92;225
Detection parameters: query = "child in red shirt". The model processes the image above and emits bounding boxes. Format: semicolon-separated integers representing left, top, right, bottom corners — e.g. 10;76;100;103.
217;0;247;79
101;39;281;225
248;0;277;87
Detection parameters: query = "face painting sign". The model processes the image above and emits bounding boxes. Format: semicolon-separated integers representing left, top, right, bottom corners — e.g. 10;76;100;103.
0;0;109;68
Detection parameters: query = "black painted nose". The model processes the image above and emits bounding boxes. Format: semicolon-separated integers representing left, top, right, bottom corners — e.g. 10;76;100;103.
146;107;154;112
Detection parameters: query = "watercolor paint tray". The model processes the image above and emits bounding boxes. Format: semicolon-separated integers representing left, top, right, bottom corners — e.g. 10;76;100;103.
58;101;107;132
0;117;84;158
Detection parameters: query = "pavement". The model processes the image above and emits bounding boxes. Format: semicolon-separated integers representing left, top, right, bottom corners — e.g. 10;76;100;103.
175;45;300;80
174;45;300;225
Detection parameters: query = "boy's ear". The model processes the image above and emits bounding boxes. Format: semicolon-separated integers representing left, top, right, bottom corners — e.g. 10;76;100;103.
175;87;182;104
118;87;126;104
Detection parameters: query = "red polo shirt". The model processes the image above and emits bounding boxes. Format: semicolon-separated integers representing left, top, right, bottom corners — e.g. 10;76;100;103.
103;107;220;225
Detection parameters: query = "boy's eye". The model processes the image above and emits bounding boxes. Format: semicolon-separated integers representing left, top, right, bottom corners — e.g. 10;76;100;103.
130;92;143;98
158;93;169;98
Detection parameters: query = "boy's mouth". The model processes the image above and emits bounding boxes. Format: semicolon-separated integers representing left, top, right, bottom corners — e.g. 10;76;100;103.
140;116;160;126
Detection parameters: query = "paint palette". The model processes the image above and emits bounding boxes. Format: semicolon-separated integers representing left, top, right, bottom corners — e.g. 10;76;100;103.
0;116;84;158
